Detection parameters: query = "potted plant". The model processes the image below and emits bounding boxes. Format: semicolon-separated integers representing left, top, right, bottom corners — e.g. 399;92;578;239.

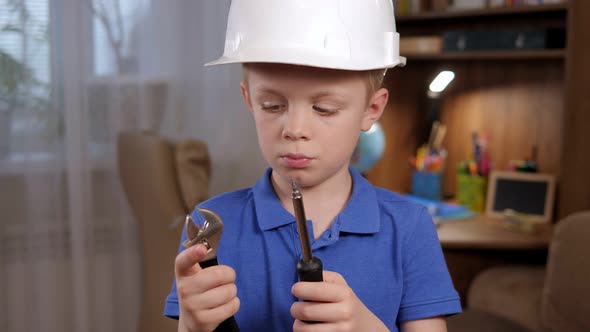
0;50;36;158
1;1;54;158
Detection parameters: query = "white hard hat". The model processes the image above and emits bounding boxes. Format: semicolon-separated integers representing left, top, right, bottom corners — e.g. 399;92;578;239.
206;0;406;70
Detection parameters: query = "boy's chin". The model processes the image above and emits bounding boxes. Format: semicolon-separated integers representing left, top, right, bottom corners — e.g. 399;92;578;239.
273;163;351;188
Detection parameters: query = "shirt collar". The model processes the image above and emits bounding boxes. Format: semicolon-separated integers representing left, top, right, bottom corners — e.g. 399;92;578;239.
253;168;296;231
338;167;380;234
253;167;380;234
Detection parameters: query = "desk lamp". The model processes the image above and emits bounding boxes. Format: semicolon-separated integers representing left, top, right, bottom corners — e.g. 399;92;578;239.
428;70;455;99
425;70;455;142
412;70;456;201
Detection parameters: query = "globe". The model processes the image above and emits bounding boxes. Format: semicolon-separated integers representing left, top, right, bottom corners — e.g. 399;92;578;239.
350;122;386;174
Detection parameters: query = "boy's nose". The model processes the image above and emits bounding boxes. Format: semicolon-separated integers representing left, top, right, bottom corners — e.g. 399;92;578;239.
282;108;310;141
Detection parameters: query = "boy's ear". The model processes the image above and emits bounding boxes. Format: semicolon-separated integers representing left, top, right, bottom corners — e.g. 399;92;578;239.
361;88;388;131
240;81;254;113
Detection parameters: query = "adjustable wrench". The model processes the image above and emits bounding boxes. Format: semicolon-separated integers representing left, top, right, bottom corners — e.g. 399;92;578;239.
183;208;240;332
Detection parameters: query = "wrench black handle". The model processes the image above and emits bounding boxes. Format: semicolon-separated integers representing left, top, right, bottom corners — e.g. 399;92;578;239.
199;257;240;332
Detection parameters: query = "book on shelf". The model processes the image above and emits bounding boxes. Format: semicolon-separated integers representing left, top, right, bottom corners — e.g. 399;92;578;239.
395;0;567;15
442;28;566;52
395;0;450;15
400;36;443;55
449;0;487;11
488;0;567;8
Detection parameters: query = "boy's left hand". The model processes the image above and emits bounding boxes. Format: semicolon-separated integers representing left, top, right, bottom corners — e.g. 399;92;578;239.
290;271;390;332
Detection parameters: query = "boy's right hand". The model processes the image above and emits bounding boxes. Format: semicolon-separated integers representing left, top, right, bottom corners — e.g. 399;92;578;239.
175;244;240;332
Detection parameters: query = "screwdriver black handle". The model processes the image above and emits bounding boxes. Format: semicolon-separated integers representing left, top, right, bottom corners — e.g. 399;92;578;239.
199;257;240;332
297;256;323;282
297;256;324;324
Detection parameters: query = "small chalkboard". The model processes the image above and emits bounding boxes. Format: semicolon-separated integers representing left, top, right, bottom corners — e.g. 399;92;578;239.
486;171;555;223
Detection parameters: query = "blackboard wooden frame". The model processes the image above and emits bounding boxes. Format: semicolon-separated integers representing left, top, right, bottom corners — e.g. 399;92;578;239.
485;171;556;223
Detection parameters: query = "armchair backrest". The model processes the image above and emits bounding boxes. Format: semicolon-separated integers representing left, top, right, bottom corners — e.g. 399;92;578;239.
117;131;211;332
541;211;590;332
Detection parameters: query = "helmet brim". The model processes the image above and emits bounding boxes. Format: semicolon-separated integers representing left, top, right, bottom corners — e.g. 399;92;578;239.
205;55;406;70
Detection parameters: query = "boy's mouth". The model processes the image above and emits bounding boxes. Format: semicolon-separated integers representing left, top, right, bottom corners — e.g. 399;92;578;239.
282;153;312;168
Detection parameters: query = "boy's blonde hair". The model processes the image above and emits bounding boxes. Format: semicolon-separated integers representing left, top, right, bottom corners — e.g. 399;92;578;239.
363;69;387;98
242;64;387;103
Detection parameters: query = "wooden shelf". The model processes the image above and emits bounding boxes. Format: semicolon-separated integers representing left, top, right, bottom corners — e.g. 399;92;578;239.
370;1;590;220
397;3;568;35
402;49;566;61
370;2;569;206
397;3;568;22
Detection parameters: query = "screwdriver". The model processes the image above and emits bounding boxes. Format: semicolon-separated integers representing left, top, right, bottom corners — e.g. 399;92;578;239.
291;180;323;283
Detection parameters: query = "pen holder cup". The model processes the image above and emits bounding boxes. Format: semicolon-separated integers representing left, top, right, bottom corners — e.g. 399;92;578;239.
412;171;443;201
456;174;487;212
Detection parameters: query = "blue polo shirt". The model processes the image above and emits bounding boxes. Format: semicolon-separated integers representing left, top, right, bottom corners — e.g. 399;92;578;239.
164;167;461;331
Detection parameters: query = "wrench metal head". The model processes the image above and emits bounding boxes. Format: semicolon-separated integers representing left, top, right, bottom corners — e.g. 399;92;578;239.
182;208;224;260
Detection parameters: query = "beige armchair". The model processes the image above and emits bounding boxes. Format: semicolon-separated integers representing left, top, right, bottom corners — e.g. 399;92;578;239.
117;131;211;332
448;211;590;332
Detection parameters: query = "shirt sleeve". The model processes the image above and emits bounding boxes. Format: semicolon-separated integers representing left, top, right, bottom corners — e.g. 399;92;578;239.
397;207;462;323
163;208;207;320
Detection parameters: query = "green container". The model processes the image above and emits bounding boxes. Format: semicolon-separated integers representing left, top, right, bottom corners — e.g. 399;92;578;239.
457;174;487;212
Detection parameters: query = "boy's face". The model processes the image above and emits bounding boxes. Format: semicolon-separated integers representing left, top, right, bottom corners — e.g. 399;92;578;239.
241;64;387;188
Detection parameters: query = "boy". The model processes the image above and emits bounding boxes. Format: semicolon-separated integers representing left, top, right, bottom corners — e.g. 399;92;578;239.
164;1;461;331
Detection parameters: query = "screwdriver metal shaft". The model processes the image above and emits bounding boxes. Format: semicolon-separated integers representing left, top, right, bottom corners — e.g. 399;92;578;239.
292;180;313;262
291;180;323;284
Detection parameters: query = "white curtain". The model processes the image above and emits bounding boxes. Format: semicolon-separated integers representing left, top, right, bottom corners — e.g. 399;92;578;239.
0;0;265;331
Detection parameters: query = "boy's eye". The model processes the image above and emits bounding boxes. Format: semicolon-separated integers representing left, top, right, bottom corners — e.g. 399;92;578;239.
313;105;337;115
260;103;285;112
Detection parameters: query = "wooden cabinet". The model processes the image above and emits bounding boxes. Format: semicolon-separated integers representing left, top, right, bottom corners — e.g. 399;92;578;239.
367;1;590;220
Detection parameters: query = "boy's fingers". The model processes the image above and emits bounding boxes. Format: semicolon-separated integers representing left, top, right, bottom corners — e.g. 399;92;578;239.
291;301;344;323
196;297;241;325
191;265;237;294
292;280;346;303
322;271;347;284
175;244;208;278
292;270;351;302
198;283;238;309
